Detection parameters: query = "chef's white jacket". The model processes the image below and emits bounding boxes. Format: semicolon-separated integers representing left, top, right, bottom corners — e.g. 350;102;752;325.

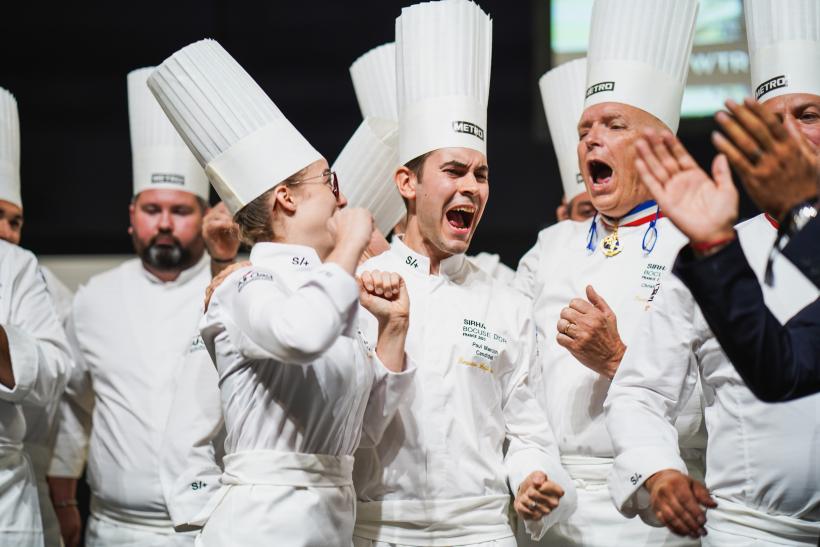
0;241;72;547
353;237;576;546
467;252;515;285
605;214;820;545
21;266;73;547
197;242;414;547
50;255;210;533
513;216;705;546
159;331;224;530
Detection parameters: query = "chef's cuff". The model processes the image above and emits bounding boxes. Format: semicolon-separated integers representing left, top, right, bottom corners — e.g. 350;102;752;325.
0;325;38;403
311;263;359;315
609;446;687;523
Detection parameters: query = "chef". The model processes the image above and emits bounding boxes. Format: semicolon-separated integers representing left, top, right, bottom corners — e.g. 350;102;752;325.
513;1;706;545
0;87;73;547
149;38;416;547
539;58;596;222
352;2;576;545
0;86;75;547
605;1;820;544
351;39;517;283
46;66;215;547
157;62;412;532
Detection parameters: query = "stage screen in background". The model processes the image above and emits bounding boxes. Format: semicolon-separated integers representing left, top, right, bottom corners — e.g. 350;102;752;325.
550;0;750;118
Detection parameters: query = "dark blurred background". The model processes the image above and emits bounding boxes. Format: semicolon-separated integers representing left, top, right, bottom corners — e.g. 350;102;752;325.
1;0;758;268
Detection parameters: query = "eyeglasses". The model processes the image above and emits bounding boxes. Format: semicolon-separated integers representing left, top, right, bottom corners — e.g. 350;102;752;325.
289;169;339;200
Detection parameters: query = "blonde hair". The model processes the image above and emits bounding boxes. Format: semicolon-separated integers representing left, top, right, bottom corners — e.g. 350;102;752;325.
232;166;311;246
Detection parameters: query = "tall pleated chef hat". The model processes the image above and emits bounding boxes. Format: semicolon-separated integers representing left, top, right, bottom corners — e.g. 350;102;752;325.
396;0;493;165
128;68;210;200
0;88;21;209
539;58;587;201
745;0;820;102
340;43;405;234
350;43;398;122
147;39;322;215
332;118;402;234
584;0;699;133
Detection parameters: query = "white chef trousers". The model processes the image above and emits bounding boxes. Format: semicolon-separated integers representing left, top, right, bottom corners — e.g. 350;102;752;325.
85;514;194;547
352;537;517;547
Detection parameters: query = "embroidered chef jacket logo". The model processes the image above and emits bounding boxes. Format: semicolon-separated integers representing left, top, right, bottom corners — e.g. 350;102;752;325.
630;472;642;486
405;256;419;269
586;81;615;98
236;270;274;292
638;262;667;310
151;173;185;185
452;121;485;141
291;256;310;270
460;318;507;373
575;172;584;185
188;335;206;354
755;75;788;100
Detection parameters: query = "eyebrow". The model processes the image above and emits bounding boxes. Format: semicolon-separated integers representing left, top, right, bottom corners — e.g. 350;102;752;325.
439;160;489;173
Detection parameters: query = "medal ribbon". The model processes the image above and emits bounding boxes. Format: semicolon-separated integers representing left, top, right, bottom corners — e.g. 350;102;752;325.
586;200;663;255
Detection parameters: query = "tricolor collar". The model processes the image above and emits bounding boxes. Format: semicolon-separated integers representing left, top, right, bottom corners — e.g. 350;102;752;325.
600;200;663;229
390;235;466;278
249;242;319;272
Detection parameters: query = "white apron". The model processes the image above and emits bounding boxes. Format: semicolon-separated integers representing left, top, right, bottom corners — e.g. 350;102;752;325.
0;442;43;547
703;498;820;546
196;450;355;547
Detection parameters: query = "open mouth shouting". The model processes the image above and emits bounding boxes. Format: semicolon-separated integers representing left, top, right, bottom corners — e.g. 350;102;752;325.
587;159;615;195
444;203;476;236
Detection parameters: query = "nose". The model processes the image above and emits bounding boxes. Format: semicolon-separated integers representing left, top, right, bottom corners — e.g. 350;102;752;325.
337;191;348;209
583;123;604;151
158;209;173;231
458;173;480;196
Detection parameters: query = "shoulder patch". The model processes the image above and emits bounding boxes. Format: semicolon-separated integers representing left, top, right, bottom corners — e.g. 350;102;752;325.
236;270;275;292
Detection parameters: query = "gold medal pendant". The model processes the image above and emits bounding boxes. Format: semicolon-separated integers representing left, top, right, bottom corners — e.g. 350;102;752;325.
601;226;622;257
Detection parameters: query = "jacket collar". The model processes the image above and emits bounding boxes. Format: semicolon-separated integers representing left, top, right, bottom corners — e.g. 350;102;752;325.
389;235;466;279
249;242;320;273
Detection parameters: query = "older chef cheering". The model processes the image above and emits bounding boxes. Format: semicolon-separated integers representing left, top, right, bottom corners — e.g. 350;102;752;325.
514;0;706;545
46;67;216;547
149;39;414;547
605;1;820;544
352;2;576;546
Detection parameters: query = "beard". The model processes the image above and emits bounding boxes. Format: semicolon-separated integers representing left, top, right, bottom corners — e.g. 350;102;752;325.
133;232;196;272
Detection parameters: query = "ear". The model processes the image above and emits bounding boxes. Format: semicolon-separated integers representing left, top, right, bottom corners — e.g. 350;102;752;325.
273;185;298;214
395;166;417;201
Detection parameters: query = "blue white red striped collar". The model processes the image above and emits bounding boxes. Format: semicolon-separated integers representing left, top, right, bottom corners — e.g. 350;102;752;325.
600;200;662;229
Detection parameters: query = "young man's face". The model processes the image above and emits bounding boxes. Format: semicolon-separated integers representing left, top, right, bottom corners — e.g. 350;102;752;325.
764;93;820;149
129;188;206;272
406;147;489;258
577;102;666;218
568;191;596;221
0;200;23;245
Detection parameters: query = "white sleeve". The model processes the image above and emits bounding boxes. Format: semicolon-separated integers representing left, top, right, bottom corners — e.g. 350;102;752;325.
603;275;705;525
0;251;72;407
503;309;576;539
160;333;226;530
48;303;94;478
357;309;417;448
204;263;359;365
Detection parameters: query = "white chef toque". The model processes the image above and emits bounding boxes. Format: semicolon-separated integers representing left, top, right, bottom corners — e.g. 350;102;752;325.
332;117;402;235
147;39;322;215
128;67;210;201
539;58;587;202
396;0;493;165
350;43;398;122
584;0;699;133
745;0;820;102
0;88;21;209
